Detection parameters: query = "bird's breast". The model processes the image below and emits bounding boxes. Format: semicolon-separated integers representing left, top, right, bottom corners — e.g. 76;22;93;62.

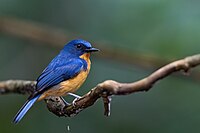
38;53;91;100
61;69;89;90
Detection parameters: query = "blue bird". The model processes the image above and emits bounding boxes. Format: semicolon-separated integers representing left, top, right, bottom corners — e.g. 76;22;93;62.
13;39;99;124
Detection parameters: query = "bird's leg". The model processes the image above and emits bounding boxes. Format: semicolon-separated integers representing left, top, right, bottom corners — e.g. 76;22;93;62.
67;93;81;106
67;93;81;99
60;97;70;106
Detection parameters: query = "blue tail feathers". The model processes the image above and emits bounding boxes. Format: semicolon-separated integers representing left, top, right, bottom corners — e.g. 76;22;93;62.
13;94;41;124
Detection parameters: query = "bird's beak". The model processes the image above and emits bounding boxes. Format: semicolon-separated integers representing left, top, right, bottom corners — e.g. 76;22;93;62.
85;47;100;53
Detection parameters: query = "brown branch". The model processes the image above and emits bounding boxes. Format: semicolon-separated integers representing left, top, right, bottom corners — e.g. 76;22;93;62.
0;80;35;95
0;54;200;117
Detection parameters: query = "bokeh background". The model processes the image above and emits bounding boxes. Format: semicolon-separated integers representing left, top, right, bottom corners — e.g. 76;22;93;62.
0;0;200;133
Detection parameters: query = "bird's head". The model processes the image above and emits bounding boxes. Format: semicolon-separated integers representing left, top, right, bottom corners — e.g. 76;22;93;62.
63;39;99;57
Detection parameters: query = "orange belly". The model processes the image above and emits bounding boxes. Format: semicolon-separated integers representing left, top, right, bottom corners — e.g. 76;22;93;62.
38;70;89;100
38;53;91;101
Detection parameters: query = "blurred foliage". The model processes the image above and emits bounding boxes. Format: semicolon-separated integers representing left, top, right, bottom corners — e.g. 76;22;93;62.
0;0;200;133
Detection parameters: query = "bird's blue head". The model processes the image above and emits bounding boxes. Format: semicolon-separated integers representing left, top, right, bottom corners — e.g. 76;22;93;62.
62;39;99;57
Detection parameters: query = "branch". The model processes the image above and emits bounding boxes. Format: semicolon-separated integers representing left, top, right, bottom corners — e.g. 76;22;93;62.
1;54;200;117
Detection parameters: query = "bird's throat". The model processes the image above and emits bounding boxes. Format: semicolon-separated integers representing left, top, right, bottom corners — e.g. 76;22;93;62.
80;53;90;60
79;53;91;71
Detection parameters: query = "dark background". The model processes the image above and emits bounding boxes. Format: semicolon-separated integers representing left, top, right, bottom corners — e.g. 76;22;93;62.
0;0;200;133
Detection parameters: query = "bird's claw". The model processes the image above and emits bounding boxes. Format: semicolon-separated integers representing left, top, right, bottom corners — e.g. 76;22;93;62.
72;97;79;106
67;93;82;106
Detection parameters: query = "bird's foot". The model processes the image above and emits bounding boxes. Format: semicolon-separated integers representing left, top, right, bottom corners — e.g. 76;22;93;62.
72;98;79;106
67;93;81;106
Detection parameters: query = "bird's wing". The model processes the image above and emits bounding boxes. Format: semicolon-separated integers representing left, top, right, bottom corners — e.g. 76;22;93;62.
35;59;85;94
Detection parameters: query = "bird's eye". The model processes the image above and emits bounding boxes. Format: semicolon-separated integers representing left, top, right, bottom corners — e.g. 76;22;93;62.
76;44;82;49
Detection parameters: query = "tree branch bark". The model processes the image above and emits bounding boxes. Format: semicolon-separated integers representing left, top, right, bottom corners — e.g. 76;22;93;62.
1;54;200;117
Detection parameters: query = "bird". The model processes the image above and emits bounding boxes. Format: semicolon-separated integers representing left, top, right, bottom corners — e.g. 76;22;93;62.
13;39;99;124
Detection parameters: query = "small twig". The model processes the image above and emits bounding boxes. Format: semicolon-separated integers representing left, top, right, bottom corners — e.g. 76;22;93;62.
102;96;111;116
0;54;200;117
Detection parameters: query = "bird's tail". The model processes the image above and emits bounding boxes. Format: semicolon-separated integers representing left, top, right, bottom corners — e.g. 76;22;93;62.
13;94;41;124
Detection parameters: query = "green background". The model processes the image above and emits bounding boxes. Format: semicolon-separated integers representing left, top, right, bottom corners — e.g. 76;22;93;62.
0;0;200;133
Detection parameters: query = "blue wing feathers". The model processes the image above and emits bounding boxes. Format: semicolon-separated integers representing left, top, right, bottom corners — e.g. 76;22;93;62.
36;58;85;93
13;94;41;124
